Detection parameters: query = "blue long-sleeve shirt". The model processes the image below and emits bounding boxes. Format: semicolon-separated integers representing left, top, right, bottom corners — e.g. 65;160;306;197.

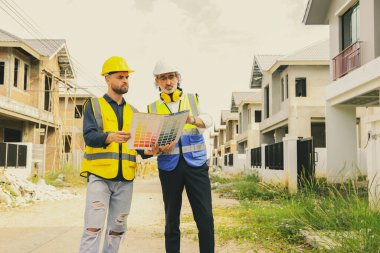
83;94;148;181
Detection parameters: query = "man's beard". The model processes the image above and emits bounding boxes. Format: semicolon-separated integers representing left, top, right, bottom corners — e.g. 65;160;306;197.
112;86;128;95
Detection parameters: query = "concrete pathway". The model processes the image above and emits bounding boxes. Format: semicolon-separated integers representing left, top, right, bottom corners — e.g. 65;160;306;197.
0;176;250;253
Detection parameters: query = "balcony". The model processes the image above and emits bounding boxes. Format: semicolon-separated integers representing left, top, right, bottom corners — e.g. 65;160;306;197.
333;41;361;81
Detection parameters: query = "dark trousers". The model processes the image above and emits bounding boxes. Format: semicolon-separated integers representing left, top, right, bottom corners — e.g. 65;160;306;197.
159;156;215;253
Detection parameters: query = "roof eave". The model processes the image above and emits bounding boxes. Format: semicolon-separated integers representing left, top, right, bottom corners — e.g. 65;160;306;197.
269;60;330;73
0;41;41;60
303;0;330;25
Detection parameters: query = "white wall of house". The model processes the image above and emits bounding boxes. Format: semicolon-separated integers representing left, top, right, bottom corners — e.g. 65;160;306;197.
326;105;357;182
367;116;380;209
260;64;329;148
237;102;261;153
4;142;33;179
315;147;327;178
320;0;380;188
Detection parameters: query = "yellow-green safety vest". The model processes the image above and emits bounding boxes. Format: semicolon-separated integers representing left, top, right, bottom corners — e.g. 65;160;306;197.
148;93;207;171
81;97;137;180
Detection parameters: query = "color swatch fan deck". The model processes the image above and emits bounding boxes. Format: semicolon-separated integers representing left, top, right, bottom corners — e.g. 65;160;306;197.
128;110;189;150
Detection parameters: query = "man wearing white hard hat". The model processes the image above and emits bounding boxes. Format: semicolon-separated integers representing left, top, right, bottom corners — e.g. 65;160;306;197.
147;60;214;253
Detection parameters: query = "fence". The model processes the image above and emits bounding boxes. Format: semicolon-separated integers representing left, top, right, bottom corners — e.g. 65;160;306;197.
264;142;284;170
250;146;261;167
0;142;27;168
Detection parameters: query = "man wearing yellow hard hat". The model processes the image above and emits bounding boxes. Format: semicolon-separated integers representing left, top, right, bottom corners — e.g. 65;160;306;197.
147;59;214;253
79;56;154;253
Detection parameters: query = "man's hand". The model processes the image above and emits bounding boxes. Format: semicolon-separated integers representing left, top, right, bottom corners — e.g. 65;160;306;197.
185;115;205;128
105;131;131;144
159;141;176;153
186;115;195;125
144;143;160;156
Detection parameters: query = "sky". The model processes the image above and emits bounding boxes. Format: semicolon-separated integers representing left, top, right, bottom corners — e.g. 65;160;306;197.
0;0;328;145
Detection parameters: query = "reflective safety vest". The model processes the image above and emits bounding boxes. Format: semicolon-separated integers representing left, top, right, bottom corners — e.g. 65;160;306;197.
81;97;137;180
147;93;207;171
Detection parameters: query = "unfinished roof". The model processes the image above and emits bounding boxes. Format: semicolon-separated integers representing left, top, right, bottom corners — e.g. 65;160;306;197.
59;84;95;98
0;29;75;79
254;55;283;72
232;91;261;106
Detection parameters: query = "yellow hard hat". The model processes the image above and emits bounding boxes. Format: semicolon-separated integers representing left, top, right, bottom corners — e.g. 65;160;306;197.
101;56;135;76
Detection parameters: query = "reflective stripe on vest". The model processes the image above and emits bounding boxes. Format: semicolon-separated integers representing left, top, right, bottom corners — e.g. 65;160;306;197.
84;152;136;162
81;97;137;179
148;93;207;170
182;128;200;135
149;101;157;114
187;93;199;117
91;98;103;132
160;143;206;155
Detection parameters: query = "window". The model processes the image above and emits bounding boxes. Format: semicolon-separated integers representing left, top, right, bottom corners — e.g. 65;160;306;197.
75;104;83;118
236;124;239;134
64;135;72;153
23;64;29;90
311;123;326;148
0;62;4;85
342;3;360;50
295;78;306;97
44;75;52;111
264;86;269;118
4;128;22;142
14;58;19;87
255;110;261;123
285;75;289;99
281;78;284;101
239;112;242;133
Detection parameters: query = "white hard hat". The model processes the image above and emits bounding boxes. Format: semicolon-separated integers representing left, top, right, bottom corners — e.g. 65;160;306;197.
153;59;177;76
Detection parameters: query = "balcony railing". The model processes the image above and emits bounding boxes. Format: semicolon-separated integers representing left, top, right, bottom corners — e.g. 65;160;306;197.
333;41;361;80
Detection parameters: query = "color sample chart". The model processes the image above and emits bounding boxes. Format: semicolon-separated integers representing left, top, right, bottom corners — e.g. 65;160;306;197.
157;120;180;146
128;111;189;150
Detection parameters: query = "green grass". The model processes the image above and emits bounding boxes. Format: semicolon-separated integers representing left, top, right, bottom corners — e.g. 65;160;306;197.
43;164;86;187
211;174;380;252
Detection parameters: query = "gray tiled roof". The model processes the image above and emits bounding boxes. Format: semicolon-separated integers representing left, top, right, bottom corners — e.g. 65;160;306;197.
232;91;261;106
0;28;22;42
255;55;282;71
280;40;329;62
0;29;66;57
221;110;238;122
24;39;66;57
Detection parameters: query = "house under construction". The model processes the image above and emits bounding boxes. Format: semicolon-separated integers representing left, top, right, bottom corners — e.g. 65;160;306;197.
0;29;94;177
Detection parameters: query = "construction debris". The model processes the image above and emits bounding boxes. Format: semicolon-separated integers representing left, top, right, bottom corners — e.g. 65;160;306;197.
0;172;76;208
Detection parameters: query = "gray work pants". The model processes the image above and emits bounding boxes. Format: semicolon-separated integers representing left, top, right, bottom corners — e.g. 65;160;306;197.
79;174;133;253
